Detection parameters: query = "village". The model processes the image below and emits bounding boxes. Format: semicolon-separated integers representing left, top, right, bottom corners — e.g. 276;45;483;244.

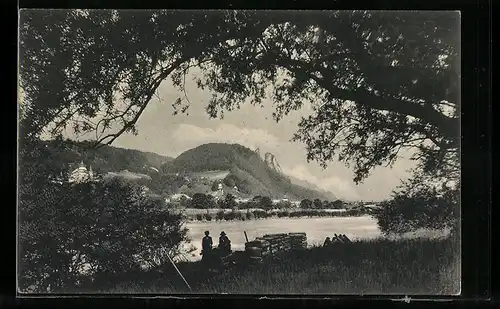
57;161;381;215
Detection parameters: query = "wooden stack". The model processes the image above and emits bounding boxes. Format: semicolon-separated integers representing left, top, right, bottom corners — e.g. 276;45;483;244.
244;232;308;263
244;239;271;263
288;232;307;250
262;233;290;253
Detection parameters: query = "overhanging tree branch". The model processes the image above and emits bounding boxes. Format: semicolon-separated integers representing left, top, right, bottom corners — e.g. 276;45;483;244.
272;56;459;144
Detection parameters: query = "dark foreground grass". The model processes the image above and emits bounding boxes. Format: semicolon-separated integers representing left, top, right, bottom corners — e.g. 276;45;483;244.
96;237;460;295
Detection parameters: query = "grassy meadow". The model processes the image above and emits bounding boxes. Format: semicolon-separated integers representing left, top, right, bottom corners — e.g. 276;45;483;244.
95;236;460;295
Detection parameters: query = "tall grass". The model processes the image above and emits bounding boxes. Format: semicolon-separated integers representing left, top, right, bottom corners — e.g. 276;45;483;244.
98;237;460;295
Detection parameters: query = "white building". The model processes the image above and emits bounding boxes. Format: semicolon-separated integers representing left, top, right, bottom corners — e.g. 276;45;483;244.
169;193;192;202
68;161;98;184
273;194;290;205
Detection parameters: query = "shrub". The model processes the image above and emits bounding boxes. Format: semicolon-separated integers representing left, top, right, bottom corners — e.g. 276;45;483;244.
223;211;237;221
277;211;290;218
252;210;266;219
300;199;312;209
245;210;255;220
215;210;225;221
18;175;189;293
190;193;216;209
222;194;237;209
375;177;459;236
276;201;292;209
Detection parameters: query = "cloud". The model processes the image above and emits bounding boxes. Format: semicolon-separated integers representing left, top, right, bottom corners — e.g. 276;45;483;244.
172;123;281;152
283;164;361;201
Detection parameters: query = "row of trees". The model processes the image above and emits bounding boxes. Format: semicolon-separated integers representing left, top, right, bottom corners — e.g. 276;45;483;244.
299;198;345;210
182;193;345;210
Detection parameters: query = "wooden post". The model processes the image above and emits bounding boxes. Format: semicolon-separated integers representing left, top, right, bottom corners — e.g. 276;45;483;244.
244;231;249;243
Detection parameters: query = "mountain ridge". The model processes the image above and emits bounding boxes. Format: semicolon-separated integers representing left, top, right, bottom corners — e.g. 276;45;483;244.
161;143;336;201
41;140;337;201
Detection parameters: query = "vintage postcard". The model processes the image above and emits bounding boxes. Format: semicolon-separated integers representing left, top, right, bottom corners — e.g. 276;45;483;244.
17;9;461;295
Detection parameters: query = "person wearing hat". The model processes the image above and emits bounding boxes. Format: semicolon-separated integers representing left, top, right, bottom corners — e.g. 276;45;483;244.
218;231;231;254
201;230;213;262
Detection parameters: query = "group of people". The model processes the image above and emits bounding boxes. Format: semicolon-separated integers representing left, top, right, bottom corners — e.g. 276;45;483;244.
201;230;232;262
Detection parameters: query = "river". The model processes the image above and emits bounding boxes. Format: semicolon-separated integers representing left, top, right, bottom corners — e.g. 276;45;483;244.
180;216;381;261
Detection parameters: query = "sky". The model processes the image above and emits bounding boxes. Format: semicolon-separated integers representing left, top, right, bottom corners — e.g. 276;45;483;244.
60;71;417;202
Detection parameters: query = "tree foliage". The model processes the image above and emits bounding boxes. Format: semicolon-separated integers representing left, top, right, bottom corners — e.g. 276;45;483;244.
222;193;237;209
313;198;323;209
300;199;313;209
374;172;459;235
189;193;216;209
19;10;460;185
18;155;189;292
251;196;274;211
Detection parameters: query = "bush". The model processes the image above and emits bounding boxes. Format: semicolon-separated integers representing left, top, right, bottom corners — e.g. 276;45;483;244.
300;199;312;209
252;210;267;219
18;155;189;293
238;212;247;221
223;211;237;221
375;177;459;236
215;210;225;221
222;175;237;187
222;194;237;209
245;210;255;220
275;201;291;209
253;196;274;211
190;193;216;209
277;210;290;218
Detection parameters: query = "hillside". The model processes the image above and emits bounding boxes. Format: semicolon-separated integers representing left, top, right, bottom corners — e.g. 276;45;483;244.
41;140;173;175
288;176;338;201
39;140;336;201
161;143;336;201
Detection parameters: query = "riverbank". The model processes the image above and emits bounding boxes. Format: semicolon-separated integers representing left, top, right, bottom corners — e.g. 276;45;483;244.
177;208;366;222
94;237;460;294
183;216;381;260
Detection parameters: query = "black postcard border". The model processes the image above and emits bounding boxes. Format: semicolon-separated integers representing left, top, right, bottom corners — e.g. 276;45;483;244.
3;0;493;308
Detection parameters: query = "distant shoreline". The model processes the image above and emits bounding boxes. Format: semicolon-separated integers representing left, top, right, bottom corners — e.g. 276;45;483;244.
174;208;369;222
